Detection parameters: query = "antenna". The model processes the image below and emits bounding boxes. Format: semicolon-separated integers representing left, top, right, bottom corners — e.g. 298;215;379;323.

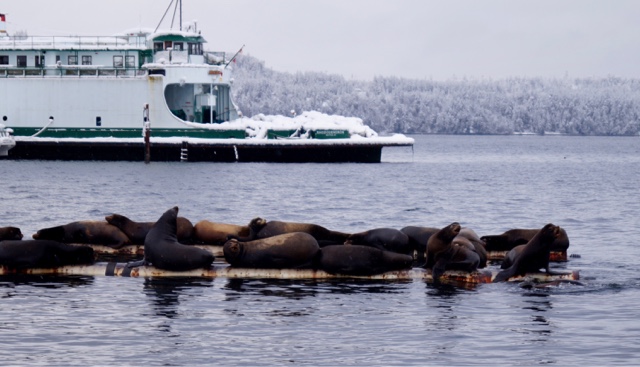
155;0;175;33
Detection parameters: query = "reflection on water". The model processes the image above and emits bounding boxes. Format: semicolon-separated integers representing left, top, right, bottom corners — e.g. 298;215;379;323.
0;274;94;292
142;277;213;320
224;278;319;300
521;292;554;339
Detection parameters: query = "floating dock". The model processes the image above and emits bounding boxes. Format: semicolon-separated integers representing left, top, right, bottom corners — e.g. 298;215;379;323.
0;262;580;285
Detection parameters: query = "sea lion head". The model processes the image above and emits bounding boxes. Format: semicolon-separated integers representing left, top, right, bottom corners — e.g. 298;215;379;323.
105;213;129;226
539;223;559;240
438;222;461;242
223;238;245;265
2;226;23;240
32;225;66;241
248;217;267;230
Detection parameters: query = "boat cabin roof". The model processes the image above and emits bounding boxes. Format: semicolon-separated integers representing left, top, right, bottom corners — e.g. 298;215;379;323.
0;29;206;52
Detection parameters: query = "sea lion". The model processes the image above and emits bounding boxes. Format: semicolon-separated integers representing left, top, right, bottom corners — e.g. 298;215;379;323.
105;213;194;244
318;244;413;276
425;222;480;282
0;226;23;241
223;232;320;269
481;227;570;252
236;219;350;247
455;228;487;269
500;244;525;269
33;221;131;249
400;226;439;263
345;228;412;255
0;240;94;269
125;206;214;271
193;217;267;245
493;223;565;282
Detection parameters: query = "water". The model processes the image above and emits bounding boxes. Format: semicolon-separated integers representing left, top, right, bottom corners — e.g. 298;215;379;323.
1;135;639;366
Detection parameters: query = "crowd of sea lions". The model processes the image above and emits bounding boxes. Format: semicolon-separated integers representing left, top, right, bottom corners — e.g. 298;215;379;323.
0;206;575;283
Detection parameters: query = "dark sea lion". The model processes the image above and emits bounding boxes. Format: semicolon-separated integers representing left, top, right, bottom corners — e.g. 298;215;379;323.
33;221;131;249
238;219;350;247
425;222;480;282
500;244;525;269
481;227;570;252
105;213;194;244
223;232;320;269
0;240;94;269
318;245;413;276
400;226;439;262
0;226;23;241
194;217;266;245
126;207;214;271
345;228;412;255
493;223;565;282
455;228;487;268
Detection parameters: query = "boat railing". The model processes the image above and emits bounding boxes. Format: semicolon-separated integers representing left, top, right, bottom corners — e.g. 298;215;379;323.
204;51;226;66
0;66;148;78
0;35;148;50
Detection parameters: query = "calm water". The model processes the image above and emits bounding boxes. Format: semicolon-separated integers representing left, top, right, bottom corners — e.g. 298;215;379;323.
1;135;639;366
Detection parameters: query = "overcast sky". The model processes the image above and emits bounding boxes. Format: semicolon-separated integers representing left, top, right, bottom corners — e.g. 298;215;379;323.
3;0;640;80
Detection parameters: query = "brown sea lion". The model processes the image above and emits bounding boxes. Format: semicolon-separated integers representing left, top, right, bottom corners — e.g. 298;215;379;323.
193;217;266;245
0;226;23;241
125;207;214;271
425;222;480;282
236;219;350;247
0;240;94;269
105;213;194;244
345;228;412;255
481;227;570;252
318;245;413;276
400;226;439;263
33;221;131;249
223;232;320;269
493;223;565;282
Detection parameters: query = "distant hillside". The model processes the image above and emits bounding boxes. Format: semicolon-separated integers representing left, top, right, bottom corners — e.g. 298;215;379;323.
231;54;640;136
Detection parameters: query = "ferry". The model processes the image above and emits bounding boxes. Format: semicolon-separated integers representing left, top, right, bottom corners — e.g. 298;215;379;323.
0;7;413;163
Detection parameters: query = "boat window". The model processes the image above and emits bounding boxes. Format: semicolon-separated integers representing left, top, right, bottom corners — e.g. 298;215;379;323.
82;55;92;65
164;40;172;50
0;55;8;65
188;42;202;55
55;55;61;63
154;42;163;51
113;55;124;68
125;55;135;68
35;55;44;67
17;55;27;67
68;55;78;65
173;42;183;51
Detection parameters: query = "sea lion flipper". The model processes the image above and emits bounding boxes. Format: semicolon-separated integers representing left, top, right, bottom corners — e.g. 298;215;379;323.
431;258;448;283
125;259;147;268
493;266;517;282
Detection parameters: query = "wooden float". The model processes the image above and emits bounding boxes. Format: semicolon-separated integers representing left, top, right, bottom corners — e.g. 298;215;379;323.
0;262;580;285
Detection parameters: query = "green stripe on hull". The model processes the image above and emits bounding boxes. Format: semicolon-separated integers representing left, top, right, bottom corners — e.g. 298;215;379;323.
10;127;246;139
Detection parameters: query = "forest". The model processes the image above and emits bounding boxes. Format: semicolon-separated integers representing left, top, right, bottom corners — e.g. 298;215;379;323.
231;54;640;136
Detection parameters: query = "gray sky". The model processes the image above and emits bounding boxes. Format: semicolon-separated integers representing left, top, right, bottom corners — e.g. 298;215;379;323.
3;0;640;80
